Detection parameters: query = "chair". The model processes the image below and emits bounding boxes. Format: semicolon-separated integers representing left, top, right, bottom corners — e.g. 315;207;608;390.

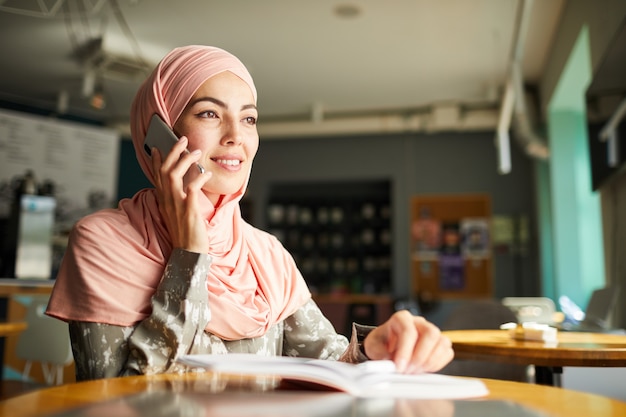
15;294;73;385
438;299;529;382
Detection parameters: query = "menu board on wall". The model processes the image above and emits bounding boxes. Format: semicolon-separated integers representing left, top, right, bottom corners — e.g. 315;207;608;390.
0;109;120;225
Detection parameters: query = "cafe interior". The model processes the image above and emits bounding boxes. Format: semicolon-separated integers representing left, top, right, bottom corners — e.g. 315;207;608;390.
0;0;626;416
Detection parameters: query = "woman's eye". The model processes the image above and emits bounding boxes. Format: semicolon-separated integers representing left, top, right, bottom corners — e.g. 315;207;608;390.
244;116;257;125
197;110;217;118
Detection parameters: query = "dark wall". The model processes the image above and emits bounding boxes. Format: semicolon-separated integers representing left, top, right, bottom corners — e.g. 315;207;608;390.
246;130;539;300
117;139;151;200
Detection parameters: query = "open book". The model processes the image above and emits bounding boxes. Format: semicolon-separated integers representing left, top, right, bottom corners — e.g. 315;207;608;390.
177;353;489;399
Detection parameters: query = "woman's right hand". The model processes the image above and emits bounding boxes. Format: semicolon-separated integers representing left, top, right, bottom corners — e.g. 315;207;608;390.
150;136;212;254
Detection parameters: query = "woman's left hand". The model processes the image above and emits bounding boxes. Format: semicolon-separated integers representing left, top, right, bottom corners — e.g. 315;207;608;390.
362;310;454;374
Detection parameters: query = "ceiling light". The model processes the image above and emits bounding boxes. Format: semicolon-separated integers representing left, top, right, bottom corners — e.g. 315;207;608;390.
82;68;96;98
334;4;361;19
89;84;106;110
56;90;69;114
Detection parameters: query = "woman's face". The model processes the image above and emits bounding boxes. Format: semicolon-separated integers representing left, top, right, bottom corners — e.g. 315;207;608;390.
173;71;258;200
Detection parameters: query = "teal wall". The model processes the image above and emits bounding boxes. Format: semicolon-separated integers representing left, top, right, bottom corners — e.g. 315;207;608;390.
546;26;605;308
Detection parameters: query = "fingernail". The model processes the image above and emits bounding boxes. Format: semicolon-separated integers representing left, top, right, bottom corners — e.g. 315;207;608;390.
396;359;408;372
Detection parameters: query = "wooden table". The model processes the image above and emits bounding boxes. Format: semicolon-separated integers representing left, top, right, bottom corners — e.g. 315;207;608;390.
444;329;626;385
0;279;54;297
0;321;26;337
1;372;626;417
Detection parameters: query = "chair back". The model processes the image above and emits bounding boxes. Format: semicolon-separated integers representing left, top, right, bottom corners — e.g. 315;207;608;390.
16;294;73;384
442;299;519;330
439;299;529;382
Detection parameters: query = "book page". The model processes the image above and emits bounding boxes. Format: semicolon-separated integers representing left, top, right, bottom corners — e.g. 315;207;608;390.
177;354;488;399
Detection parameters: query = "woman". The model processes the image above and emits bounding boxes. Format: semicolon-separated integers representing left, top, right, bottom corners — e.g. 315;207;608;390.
46;45;453;380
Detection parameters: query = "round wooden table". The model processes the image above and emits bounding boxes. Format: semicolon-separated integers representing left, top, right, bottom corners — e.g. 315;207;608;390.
1;372;626;417
444;329;626;385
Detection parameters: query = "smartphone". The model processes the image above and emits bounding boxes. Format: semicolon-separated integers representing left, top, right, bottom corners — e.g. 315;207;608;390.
143;114;205;174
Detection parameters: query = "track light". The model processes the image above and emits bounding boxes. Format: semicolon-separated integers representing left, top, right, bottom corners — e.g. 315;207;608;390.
90;85;106;110
56;90;69;114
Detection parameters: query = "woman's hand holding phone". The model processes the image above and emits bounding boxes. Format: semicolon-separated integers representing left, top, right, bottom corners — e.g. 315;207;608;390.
150;135;213;255
144;114;205;178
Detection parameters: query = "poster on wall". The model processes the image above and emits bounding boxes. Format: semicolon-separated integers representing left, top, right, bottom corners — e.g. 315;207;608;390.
439;222;465;290
460;217;490;258
411;206;442;260
0;109;120;229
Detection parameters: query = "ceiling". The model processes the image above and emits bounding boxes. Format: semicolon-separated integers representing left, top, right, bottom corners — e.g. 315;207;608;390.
0;0;565;138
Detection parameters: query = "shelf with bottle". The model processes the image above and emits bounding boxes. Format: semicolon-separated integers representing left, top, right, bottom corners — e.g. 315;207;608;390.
266;180;391;295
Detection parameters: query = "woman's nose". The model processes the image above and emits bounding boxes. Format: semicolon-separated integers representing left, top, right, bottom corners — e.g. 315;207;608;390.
220;119;242;145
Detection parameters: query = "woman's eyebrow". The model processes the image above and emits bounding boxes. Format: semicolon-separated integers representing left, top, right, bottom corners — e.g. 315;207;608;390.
188;96;257;112
188;96;225;107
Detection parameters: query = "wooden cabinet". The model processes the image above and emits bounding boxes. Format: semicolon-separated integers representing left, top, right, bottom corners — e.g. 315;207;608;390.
312;294;394;336
410;194;492;300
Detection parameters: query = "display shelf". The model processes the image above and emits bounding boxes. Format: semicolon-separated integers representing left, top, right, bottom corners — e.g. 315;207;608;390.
266;180;391;294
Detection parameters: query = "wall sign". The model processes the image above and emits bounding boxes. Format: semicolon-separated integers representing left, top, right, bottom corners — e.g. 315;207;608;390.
0;109;120;226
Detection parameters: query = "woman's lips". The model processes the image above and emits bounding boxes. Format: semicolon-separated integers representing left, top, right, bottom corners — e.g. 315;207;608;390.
212;158;242;171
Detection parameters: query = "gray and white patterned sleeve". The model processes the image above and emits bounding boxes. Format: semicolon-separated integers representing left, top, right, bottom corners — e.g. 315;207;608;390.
68;321;133;381
68;248;212;380
282;299;372;363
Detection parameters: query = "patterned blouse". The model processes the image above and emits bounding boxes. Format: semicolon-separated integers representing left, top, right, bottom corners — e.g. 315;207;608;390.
68;249;371;381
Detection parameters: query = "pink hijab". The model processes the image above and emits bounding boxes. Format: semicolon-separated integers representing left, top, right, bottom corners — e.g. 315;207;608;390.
46;45;311;340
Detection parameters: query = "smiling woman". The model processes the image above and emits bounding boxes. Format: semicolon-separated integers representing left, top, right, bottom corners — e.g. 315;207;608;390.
171;71;259;207
43;45;453;382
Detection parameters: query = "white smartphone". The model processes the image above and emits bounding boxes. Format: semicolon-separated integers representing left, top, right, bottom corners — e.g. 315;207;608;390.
143;114;205;173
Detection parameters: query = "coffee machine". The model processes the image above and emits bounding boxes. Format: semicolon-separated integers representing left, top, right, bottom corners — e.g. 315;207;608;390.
0;170;56;279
